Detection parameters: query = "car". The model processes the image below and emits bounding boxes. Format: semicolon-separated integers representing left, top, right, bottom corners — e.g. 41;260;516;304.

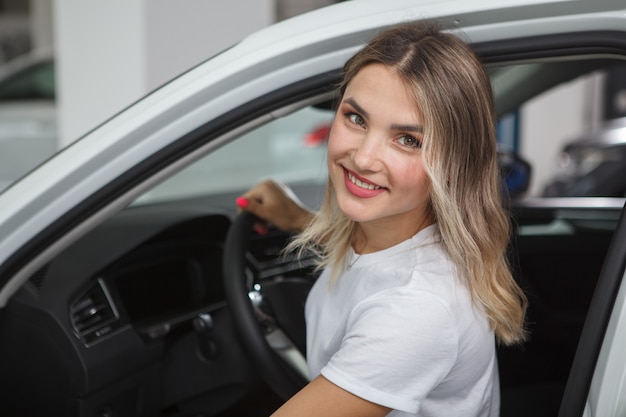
0;1;625;416
543;116;626;197
0;50;56;192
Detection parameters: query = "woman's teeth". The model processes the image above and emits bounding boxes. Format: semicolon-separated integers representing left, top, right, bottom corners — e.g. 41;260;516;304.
348;172;381;190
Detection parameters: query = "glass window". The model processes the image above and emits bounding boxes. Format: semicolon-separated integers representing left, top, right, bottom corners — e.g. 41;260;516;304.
491;58;626;197
135;104;333;204
136;57;626;206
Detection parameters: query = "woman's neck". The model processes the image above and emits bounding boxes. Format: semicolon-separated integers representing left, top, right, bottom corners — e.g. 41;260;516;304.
352;212;434;254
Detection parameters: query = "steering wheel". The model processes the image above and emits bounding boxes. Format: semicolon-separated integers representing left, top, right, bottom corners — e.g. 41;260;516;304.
223;211;311;400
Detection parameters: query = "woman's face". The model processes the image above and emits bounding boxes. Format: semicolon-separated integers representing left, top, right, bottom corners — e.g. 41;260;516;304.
328;63;432;238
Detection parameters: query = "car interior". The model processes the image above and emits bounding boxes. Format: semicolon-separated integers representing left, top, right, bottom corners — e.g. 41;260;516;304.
0;37;625;417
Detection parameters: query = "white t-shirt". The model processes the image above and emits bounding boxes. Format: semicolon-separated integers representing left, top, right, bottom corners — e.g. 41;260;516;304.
305;225;499;417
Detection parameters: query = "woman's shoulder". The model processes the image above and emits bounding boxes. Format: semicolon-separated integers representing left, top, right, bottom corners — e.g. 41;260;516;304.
370;233;468;305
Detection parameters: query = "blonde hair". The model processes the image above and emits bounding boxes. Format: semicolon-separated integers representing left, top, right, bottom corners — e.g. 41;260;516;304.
290;20;526;345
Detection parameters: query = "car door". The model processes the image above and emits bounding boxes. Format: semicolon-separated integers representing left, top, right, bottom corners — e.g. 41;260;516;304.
565;203;626;417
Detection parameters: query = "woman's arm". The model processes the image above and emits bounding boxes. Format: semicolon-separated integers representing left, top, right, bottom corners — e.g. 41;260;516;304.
271;375;391;417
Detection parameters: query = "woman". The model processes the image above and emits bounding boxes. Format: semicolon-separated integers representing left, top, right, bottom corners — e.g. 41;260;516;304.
236;20;527;417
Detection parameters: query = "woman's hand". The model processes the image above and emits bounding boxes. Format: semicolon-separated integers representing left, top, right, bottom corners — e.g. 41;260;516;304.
236;179;314;234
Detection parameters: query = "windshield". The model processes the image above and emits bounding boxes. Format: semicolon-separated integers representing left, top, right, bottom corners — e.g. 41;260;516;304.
134;104;333;205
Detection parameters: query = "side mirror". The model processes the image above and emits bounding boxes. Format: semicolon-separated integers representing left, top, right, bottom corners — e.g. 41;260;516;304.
499;151;531;200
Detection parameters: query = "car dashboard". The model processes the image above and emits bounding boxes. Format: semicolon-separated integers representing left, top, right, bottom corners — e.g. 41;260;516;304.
0;193;301;417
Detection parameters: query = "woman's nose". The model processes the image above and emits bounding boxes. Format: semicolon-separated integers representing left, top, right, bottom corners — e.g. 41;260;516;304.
352;133;382;171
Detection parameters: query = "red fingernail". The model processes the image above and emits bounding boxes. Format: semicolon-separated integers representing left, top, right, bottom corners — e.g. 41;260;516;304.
236;197;249;208
255;224;268;235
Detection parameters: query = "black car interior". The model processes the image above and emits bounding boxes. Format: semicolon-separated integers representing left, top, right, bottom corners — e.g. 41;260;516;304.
500;204;619;417
0;189;620;417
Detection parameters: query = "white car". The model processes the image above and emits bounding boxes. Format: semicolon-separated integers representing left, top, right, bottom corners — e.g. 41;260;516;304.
0;1;625;416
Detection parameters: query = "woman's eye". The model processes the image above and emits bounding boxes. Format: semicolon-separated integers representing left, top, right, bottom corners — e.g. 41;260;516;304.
347;113;365;127
398;134;421;148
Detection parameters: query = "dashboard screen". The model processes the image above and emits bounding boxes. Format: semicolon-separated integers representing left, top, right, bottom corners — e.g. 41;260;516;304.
114;250;221;323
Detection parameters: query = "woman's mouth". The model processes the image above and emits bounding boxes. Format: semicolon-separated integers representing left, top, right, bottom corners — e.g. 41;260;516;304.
343;169;386;198
347;171;381;190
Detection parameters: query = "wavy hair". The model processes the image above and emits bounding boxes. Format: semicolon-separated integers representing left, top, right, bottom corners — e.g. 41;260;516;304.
290;20;526;345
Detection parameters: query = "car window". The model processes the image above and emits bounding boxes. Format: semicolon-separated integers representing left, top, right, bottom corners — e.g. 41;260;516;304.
134;57;626;206
491;58;626;198
134;104;333;205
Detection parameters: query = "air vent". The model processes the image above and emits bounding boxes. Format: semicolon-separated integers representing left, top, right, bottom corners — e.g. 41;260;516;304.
69;279;120;345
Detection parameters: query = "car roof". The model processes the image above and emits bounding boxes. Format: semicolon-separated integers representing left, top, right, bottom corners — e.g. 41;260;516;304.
235;0;625;53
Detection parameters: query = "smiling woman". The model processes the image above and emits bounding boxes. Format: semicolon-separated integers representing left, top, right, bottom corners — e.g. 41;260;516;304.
237;20;527;417
330;64;430;234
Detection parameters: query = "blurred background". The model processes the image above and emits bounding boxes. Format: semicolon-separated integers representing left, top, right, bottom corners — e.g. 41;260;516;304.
1;0;625;196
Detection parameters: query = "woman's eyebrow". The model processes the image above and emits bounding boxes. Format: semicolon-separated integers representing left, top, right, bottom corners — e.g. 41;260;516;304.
344;97;370;119
343;97;423;133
